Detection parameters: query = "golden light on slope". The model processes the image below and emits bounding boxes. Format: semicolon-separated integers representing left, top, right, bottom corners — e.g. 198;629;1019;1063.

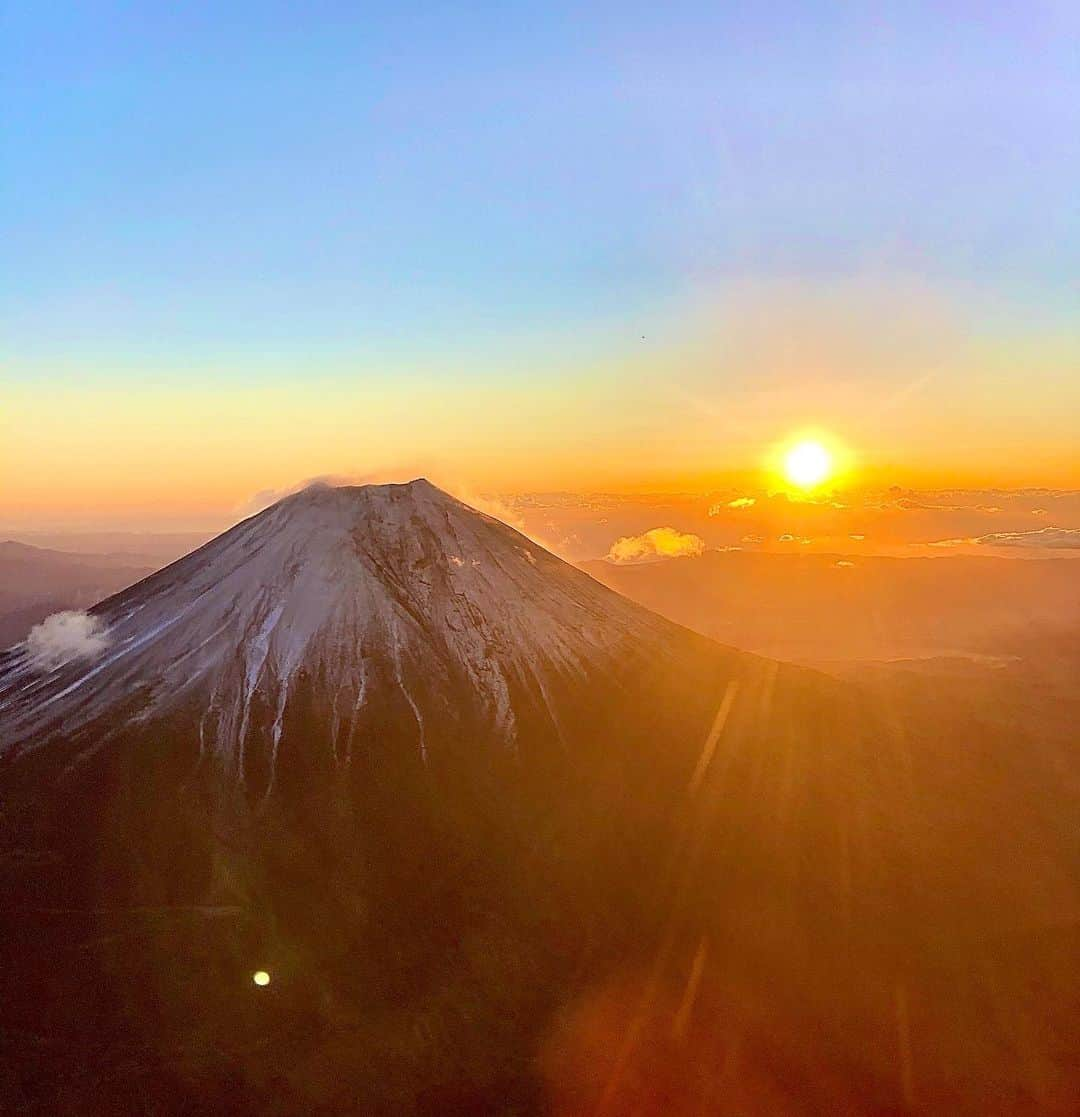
784;440;833;488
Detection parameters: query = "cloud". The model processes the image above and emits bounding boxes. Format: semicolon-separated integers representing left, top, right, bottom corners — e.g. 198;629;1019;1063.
709;497;756;515
926;537;973;548
455;490;528;533
884;491;1016;515
236;468;428;516
607;527;705;564
892;496;969;512
834;560;855;568
928;527;1080;550
446;487;571;554
26;611;110;669
741;534;765;544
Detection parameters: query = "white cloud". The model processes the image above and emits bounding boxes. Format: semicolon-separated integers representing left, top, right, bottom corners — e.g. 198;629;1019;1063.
607;527;705;564
709;497;756;515
26;611;110;670
236;468;427;517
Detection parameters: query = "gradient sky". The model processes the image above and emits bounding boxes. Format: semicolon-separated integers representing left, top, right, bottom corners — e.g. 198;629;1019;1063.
3;3;1079;526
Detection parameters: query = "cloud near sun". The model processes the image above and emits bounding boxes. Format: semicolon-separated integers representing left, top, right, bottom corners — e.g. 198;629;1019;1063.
709;497;756;515
607;527;706;564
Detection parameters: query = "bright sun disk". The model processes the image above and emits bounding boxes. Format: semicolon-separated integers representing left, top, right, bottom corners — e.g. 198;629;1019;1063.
784;440;832;488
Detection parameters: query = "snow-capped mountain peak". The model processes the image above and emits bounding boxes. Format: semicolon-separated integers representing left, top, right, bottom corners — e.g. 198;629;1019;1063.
0;480;671;779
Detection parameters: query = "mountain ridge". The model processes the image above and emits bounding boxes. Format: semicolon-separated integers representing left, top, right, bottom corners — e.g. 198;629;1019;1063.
0;479;717;783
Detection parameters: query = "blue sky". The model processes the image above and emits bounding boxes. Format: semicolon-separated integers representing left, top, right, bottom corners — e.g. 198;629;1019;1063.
5;2;1078;373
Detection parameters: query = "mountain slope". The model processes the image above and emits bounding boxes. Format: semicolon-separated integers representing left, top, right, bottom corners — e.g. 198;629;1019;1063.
1;480;693;771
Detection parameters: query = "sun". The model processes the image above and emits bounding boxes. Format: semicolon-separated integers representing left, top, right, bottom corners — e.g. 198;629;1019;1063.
784;440;833;489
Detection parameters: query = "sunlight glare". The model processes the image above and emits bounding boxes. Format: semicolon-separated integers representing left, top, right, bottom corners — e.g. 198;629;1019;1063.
784;440;832;488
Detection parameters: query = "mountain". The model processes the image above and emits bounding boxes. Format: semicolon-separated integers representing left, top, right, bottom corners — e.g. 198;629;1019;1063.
1;479;721;771
2;529;214;562
0;540;154;649
3;482;1078;1116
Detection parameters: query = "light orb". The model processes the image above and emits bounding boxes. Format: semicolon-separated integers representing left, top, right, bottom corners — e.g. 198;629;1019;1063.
784;440;832;488
252;970;271;987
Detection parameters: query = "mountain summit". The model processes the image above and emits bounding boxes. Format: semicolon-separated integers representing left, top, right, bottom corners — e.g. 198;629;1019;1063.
0;480;684;783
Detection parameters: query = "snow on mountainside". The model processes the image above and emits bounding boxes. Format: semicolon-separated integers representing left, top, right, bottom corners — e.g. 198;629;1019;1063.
0;480;675;774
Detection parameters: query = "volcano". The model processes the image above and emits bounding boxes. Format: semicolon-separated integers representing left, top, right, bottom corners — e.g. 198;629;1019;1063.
2;482;1077;1116
1;478;733;781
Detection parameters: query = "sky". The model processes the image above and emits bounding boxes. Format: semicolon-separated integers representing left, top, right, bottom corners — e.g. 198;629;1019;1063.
3;2;1079;528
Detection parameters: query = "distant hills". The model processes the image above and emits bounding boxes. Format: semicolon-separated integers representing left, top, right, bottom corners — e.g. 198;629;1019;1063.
0;540;155;648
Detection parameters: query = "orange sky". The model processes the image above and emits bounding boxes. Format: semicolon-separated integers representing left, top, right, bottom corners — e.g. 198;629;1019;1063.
4;280;1079;530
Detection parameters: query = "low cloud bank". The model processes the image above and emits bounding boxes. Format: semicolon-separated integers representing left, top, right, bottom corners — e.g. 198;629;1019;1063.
929;526;1080;550
26;611;110;669
607;527;705;564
